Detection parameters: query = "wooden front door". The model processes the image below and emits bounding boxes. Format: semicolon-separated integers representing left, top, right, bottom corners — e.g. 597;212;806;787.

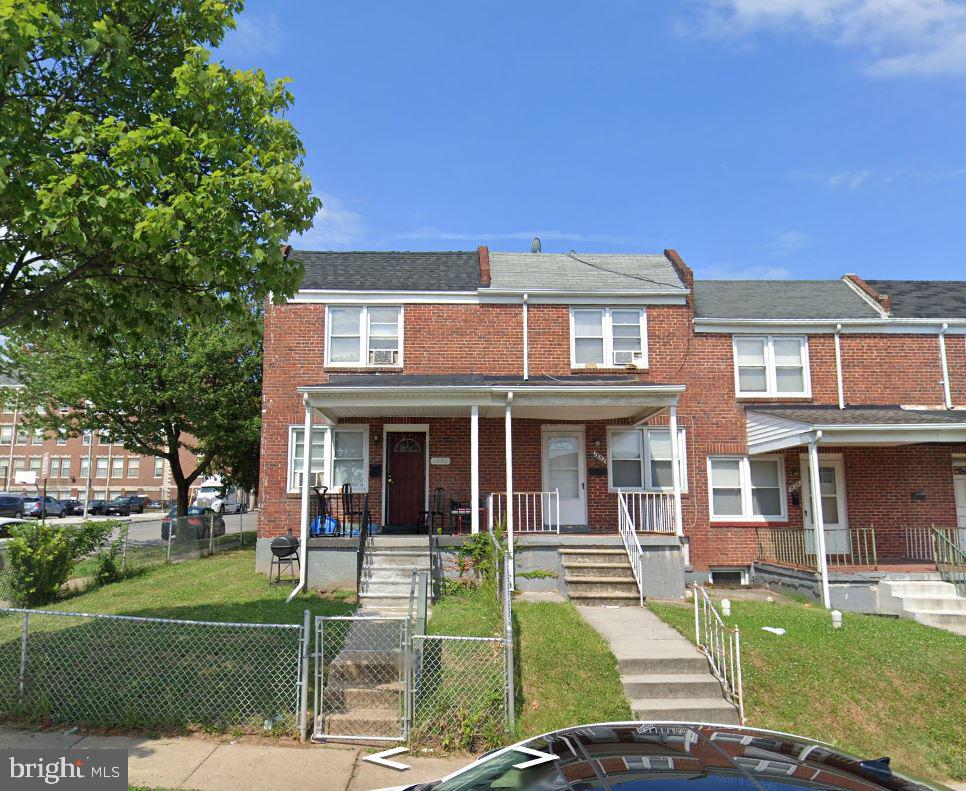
386;432;426;526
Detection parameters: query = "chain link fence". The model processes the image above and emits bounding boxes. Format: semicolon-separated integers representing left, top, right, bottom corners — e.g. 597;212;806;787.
0;607;304;732
313;616;408;742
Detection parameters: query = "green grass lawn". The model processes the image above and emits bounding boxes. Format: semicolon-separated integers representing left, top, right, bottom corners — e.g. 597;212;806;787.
427;585;630;741
649;598;966;782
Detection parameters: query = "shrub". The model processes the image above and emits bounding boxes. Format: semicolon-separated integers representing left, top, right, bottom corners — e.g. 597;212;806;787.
92;526;128;586
66;520;117;557
6;522;74;606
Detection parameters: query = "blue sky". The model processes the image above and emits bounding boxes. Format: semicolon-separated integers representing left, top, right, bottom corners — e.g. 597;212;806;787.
217;1;966;279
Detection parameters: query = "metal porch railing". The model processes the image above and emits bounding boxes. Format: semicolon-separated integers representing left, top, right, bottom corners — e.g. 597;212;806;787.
692;584;744;724
620;491;676;534
487;490;560;533
616;490;646;607
755;526;878;569
932;528;966;596
905;526;965;561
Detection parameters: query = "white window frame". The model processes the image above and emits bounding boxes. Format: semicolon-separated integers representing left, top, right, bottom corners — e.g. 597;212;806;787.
707;455;787;523
95;456;108;478
570;307;648;369
153;458;164;478
81;431;92;446
127;458;140;478
324;305;404;368
31;429;43;445
79;457;90;478
0;425;12;444
286;424;370;494
607;427;687;493
733;335;811;397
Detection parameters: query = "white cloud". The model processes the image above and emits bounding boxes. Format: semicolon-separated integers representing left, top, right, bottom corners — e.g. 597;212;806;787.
692;0;966;77
697;262;793;279
767;229;812;255
218;13;283;58
789;166;966;190
294;196;365;250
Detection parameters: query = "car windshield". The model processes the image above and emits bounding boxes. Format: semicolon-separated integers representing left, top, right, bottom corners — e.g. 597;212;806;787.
432;724;926;791
199;487;221;496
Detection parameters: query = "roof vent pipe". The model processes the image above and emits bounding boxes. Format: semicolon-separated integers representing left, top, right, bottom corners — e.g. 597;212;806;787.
531;237;541;253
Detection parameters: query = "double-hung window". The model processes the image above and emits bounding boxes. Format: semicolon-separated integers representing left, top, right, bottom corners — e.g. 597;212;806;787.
287;425;369;493
608;428;687;491
153;458;164;478
79;457;90;478
127;458;139;478
0;425;11;444
571;308;647;368
31;429;43;445
111;457;124;477
325;306;402;367
734;335;809;396
708;456;786;521
288;426;327;492
95;457;108;478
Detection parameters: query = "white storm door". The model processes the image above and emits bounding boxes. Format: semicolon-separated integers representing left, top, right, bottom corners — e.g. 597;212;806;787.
542;429;587;526
954;470;966;548
801;456;850;555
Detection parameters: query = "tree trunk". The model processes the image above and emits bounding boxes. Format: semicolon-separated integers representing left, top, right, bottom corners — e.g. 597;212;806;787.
175;480;191;519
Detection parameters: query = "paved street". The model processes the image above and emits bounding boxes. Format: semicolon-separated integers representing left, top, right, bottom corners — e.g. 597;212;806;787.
30;510;259;545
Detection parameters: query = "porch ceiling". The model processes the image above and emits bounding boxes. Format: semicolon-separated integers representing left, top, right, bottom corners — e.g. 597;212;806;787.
747;405;966;454
298;374;684;422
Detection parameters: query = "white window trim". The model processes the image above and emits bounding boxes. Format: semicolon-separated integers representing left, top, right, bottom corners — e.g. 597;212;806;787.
570;307;649;369
153;458;164;478
127;458;140;478
95;457;109;478
733;335;811;398
324;305;404;369
286;424;371;495
606;426;687;493
707;454;788;523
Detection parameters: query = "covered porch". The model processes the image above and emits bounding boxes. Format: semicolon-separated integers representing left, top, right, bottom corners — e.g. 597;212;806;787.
294;374;687;541
745;405;966;607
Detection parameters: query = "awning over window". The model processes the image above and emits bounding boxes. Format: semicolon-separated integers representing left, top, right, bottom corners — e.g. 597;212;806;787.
298;374;684;422
746;405;966;454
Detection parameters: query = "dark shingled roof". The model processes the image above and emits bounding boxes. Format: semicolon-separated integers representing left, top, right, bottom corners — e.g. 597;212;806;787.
748;405;966;426
865;279;966;319
693;280;881;320
292;250;481;291
303;373;661;388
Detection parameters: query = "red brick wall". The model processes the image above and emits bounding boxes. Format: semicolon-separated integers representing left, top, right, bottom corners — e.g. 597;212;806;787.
259;295;966;571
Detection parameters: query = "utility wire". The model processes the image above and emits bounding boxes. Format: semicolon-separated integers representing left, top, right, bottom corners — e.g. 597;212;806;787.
565;251;683;291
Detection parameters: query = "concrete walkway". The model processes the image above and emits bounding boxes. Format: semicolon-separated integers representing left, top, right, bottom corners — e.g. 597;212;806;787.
0;726;472;791
577;605;739;724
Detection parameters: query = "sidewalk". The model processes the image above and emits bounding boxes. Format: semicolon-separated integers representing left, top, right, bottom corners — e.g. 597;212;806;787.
0;726;474;791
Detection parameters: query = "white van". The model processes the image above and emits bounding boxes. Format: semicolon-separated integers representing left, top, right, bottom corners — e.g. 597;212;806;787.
192;477;247;514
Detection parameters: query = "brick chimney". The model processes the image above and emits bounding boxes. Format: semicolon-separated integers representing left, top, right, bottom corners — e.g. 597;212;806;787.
280;244;293;259
478;245;491;287
663;248;693;291
844;273;891;314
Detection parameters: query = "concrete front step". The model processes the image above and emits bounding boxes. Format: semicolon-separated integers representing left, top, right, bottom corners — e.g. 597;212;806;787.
569;591;641;607
881;580;959;597
358;593;412;610
900;595;966;612
367;552;431;568
563;561;635;579
565;576;641;596
630;697;740;724
320;709;402;737
622;673;725;700
359;580;414;595
618;654;711;676
910;611;966;635
559;548;629;565
329;653;400;685
332;684;401;709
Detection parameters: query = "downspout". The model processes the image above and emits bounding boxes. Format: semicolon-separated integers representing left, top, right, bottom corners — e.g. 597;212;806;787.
504;392;514;589
807;430;831;609
939;323;953;409
522;294;529;381
834;324;845;410
286;398;313;603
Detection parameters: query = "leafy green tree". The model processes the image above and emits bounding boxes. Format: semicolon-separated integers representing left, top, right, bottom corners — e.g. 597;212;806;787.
0;0;319;334
7;316;262;516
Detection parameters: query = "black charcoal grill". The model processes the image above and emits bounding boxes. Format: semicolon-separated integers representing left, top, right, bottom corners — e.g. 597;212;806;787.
269;531;300;585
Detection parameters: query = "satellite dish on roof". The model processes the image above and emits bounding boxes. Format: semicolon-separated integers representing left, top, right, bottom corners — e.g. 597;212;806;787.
531;237;541;253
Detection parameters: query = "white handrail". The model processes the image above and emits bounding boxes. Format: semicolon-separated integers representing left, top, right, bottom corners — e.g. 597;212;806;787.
691;583;744;724
622;491;676;534
488;491;560;533
617;489;646;607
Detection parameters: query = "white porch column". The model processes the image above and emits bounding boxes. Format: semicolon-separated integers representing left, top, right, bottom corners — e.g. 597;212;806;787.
808;434;831;609
504;394;514;587
668;405;684;537
470;404;480;534
287;401;313;602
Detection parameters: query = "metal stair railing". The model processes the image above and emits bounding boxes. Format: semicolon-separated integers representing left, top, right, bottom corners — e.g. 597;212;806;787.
616;489;646;607
692;583;745;724
932;527;966;597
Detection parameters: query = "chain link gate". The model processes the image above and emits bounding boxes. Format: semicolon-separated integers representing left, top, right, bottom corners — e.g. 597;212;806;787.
313;616;410;742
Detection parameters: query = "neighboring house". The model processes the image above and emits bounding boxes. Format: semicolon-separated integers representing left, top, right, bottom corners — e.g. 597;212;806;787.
0;373;201;506
257;247;966;611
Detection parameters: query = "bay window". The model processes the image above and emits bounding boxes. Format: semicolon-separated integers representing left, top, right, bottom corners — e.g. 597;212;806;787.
571;308;647;368
325;305;402;367
608;427;686;491
708;455;787;521
734;335;809;396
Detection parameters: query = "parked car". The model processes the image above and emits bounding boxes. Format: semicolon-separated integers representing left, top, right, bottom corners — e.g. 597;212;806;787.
193;477;246;514
60;499;85;516
103;497;133;516
397;722;950;791
0;495;25;519
86;499;109;515
22;496;66;519
111;494;145;514
161;506;226;541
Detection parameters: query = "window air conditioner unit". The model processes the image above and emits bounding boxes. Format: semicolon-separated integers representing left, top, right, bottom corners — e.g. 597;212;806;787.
370;349;398;365
613;350;643;366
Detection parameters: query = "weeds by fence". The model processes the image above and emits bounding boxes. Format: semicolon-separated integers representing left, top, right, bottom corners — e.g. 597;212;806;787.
0;607;303;732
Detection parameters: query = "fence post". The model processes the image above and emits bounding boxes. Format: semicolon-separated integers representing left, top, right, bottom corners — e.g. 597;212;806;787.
18;612;28;708
503;553;515;736
239;509;244;547
299;609;310;742
121;523;129;574
734;626;745;724
166;520;173;563
208;515;215;556
692;584;700;645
